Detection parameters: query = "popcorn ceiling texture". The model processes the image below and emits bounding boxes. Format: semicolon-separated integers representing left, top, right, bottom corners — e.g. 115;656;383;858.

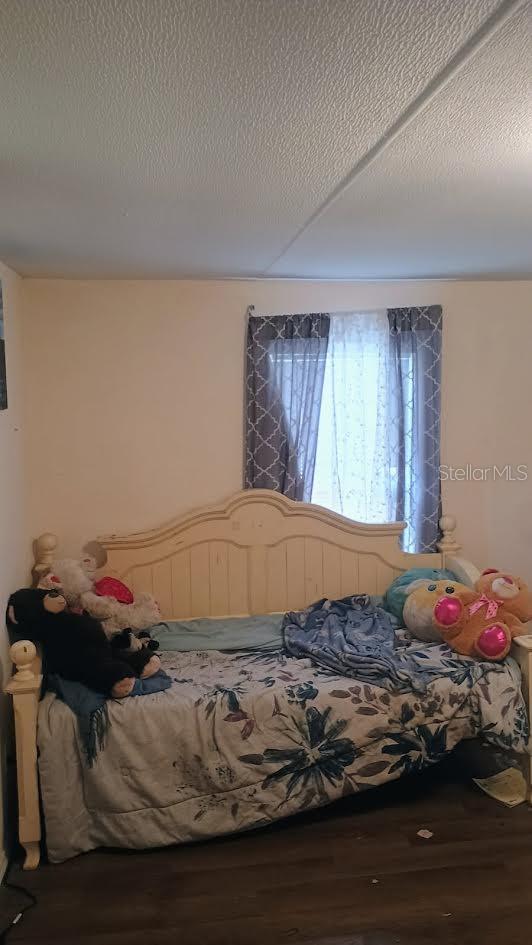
271;1;532;278
1;0;529;279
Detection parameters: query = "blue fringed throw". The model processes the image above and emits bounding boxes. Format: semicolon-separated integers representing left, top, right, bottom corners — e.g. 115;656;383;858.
48;670;172;765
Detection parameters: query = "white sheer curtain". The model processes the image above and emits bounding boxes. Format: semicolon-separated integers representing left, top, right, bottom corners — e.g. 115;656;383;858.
311;311;399;523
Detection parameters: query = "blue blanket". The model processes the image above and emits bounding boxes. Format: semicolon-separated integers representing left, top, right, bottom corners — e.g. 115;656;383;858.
48;670;172;765
283;595;488;694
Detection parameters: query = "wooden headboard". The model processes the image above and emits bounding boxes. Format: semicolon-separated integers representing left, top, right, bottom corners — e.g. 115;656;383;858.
34;490;468;619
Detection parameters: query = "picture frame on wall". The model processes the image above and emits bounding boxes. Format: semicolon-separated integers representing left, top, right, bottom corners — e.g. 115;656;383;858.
0;281;7;410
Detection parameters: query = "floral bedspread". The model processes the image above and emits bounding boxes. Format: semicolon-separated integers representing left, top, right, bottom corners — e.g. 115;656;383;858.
37;645;528;862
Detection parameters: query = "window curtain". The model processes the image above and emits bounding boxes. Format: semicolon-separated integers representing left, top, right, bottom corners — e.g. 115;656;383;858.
311;311;399;524
387;305;442;553
245;312;330;501
245;305;442;553
311;306;442;552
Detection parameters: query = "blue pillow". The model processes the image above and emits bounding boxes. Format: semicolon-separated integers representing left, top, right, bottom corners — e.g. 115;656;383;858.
384;567;458;620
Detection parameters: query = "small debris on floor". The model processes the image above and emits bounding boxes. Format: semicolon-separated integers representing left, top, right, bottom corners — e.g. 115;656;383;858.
417;828;434;839
371;878;379;884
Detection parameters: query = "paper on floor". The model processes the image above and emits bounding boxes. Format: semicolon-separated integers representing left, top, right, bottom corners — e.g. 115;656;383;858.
473;767;527;807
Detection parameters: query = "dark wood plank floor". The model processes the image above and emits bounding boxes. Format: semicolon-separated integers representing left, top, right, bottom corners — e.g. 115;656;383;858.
3;761;532;945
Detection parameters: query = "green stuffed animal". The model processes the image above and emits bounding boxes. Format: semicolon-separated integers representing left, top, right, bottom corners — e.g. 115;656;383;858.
402;578;471;643
384;568;459;622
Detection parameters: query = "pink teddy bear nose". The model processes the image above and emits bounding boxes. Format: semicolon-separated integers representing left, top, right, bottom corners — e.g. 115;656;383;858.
476;624;509;659
434;595;463;626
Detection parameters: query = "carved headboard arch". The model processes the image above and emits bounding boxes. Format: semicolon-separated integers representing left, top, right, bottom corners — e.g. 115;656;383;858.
33;491;466;619
80;490;461;618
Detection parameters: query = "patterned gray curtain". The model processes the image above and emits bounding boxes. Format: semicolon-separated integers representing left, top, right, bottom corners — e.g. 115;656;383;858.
387;305;442;553
245;312;330;501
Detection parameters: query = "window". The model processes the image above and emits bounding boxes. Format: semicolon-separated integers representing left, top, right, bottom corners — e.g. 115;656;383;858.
311;310;398;526
246;306;442;552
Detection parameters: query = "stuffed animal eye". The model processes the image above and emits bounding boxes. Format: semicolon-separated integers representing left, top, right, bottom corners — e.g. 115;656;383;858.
445;586;455;594
427;584;437;591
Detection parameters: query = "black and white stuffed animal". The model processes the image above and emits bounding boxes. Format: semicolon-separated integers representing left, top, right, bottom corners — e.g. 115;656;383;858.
7;588;161;698
111;628;160;655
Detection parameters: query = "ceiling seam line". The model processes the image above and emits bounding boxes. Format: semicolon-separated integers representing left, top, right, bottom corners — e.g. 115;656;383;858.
262;0;527;275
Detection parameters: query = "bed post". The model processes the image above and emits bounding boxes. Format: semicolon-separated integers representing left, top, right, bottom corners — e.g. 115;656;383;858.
437;515;481;587
4;641;43;869
512;636;532;804
31;532;58;587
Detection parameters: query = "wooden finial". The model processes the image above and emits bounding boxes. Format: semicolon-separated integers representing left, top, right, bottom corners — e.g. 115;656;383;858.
437;514;461;555
31;532;58;586
10;640;38;682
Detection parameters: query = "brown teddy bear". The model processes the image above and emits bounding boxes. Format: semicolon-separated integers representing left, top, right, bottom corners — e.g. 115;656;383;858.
434;569;532;661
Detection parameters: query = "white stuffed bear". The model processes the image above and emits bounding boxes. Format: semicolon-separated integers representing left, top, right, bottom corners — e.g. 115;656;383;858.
40;556;161;639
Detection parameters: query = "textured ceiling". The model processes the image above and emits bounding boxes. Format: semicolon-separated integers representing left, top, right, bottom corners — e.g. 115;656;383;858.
0;0;530;279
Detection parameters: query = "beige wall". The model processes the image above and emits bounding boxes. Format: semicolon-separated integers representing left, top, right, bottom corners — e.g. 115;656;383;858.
0;262;31;875
21;278;532;582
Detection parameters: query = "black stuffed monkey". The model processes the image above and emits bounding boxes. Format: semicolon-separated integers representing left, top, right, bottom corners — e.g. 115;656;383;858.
7;588;161;698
